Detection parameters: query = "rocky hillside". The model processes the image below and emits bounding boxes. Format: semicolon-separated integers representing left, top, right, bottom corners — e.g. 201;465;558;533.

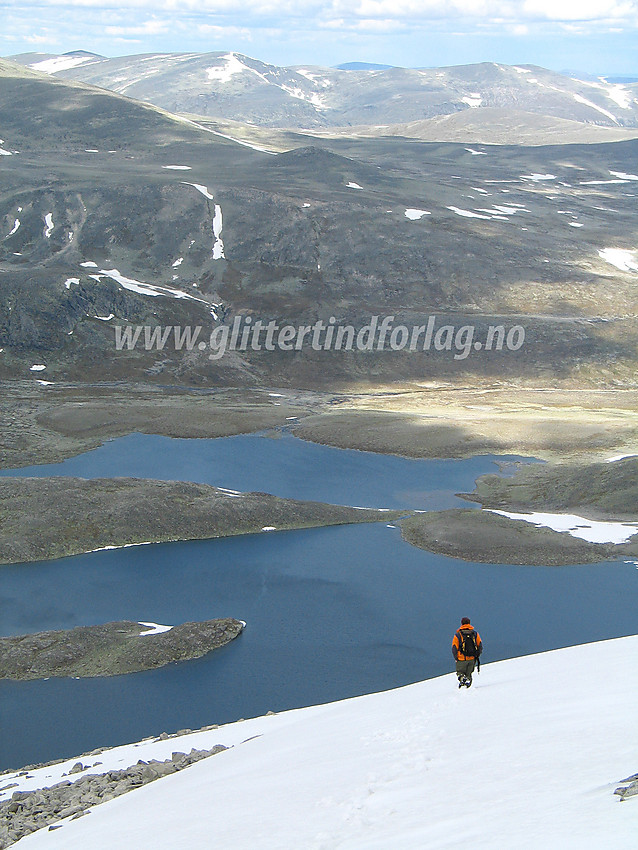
1;59;637;389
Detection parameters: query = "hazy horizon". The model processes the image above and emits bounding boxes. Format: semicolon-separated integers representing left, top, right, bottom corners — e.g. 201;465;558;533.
2;0;637;77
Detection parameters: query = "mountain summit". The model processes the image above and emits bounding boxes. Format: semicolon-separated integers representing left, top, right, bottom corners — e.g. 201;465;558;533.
9;51;638;129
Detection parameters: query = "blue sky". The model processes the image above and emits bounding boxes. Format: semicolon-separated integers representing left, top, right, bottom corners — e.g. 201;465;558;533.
2;0;637;74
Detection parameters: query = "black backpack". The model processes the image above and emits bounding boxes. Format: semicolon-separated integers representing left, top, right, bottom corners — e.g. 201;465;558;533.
456;628;480;658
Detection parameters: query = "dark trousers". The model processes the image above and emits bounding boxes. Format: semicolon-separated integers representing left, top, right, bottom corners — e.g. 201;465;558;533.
456;658;476;682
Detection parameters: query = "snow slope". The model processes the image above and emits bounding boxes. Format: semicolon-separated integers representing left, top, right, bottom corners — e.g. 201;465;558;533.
13;636;637;849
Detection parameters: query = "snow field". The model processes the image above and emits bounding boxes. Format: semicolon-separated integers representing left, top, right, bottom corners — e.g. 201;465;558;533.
10;636;637;850
30;56;96;75
138;622;173;636
488;509;638;544
598;248;638;272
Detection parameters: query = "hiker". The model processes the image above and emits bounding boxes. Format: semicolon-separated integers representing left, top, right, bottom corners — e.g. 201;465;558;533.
452;617;482;688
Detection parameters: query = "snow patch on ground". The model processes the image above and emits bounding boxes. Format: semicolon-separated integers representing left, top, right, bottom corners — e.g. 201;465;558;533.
573;93;619;123
6;219;20;236
447;206;491;219
9;637;637;850
610;170;638;180
162;165;192;170
520;173;556;181
461;93;483;107
404;208;431;219
296;69;331;88
138;622;173;636
474;204;527;217
212;206;224;260
489;509;638;544
88;541;153;554
598;248;638;272
280;85;327;109
64;278;80;289
179;183;225;259
43;213;54;238
346;181;363;189
181;181;214;200
29;364;46;371
465;147;487;155
175;115;277;155
588;79;633;109
93;268;218;314
31;55;96;75
580;179;627;185
206;52;256;84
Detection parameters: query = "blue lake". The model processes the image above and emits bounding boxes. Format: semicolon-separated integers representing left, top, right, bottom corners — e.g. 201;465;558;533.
0;430;528;510
1;433;635;770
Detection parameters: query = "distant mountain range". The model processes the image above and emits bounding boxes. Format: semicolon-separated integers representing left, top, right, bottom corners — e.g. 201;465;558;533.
1;55;637;389
8;50;638;131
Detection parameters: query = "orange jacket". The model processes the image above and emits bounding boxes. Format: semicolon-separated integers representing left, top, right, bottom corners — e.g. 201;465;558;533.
452;624;482;661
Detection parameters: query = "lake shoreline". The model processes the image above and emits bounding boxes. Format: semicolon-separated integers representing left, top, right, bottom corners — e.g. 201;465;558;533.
2;382;638;470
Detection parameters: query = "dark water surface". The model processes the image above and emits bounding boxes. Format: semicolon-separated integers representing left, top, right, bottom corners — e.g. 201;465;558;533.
1;434;634;770
0;430;526;509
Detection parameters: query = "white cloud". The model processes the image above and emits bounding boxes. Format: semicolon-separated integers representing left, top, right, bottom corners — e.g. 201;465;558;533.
105;19;171;35
1;0;636;63
522;0;636;20
1;0;635;20
197;24;254;37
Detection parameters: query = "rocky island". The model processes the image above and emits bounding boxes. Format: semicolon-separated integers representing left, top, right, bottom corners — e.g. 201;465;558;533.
0;618;245;680
400;457;638;565
400;509;638;565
